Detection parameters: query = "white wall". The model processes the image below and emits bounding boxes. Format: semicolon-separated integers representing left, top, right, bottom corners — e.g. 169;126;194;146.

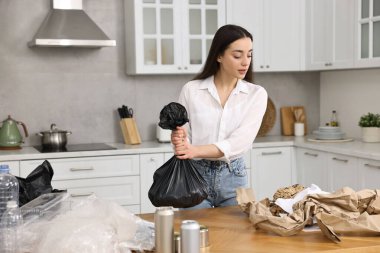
0;0;320;146
320;68;380;138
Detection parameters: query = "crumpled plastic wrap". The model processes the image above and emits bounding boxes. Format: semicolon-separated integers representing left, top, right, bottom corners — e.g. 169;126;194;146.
20;193;154;253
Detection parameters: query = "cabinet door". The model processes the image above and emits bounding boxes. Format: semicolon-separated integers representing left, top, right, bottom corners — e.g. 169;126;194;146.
182;0;225;73
328;153;359;191
227;0;304;72
251;147;293;200
140;153;164;214
296;148;328;191
263;0;304;72
125;0;225;74
354;0;380;68
358;158;380;189
306;0;354;70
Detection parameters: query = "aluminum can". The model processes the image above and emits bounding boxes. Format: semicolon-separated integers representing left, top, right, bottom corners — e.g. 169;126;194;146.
174;231;181;253
181;220;200;253
155;206;174;253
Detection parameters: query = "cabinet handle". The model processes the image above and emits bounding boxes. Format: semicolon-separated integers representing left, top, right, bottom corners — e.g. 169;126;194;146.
70;167;95;172
178;66;182;70
304;152;318;157
260;65;264;68
261;151;282;156
70;192;94;197
266;65;270;68
150;157;156;162
364;163;380;169
184;66;188;70
325;62;333;66
332;157;348;163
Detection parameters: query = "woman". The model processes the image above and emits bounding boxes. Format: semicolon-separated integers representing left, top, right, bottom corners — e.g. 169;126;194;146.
172;24;268;209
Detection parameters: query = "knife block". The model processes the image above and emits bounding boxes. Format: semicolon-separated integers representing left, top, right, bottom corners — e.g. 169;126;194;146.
120;118;141;145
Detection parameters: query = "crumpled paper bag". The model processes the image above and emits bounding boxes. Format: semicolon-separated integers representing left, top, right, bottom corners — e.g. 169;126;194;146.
237;187;380;243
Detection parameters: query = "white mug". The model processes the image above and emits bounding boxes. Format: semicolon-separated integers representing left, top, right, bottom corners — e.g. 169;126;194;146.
294;122;305;136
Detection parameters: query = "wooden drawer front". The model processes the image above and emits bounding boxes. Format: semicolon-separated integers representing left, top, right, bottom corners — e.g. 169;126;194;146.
20;155;140;180
53;176;140;206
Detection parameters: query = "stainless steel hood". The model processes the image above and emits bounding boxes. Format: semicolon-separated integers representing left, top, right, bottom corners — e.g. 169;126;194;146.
28;0;116;48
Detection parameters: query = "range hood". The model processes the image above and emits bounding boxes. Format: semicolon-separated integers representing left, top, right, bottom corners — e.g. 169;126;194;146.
28;0;116;48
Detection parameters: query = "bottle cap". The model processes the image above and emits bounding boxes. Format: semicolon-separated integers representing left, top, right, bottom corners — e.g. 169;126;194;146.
0;164;10;173
6;201;17;208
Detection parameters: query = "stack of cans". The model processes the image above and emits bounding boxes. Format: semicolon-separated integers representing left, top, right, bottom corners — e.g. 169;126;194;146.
154;207;209;253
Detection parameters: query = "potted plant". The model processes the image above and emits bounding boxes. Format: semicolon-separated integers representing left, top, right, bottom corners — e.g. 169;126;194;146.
358;113;380;142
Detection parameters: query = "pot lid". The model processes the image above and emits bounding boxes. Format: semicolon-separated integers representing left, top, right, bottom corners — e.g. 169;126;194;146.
40;123;69;133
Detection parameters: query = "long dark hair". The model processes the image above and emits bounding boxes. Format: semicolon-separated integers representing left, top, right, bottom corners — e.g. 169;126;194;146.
193;24;253;82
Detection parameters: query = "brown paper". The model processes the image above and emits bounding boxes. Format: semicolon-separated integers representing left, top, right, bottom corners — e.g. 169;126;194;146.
237;186;380;243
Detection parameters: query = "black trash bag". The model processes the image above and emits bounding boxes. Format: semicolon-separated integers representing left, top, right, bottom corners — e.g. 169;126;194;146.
16;160;65;206
149;102;208;208
148;156;208;208
158;102;189;130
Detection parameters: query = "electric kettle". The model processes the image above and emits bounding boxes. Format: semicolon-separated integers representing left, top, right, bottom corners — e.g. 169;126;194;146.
0;115;28;149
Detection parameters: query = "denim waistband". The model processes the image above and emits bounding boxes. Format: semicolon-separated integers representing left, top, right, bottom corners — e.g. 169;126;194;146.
197;157;243;170
199;159;228;167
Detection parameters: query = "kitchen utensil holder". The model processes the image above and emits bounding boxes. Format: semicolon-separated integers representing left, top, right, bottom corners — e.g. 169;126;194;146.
120;118;141;145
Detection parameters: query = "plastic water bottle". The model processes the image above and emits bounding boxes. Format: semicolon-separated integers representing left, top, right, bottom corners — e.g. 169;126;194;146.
0;201;23;253
0;164;19;218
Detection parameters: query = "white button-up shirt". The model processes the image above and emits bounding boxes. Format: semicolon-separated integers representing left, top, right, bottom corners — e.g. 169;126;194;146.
178;76;268;163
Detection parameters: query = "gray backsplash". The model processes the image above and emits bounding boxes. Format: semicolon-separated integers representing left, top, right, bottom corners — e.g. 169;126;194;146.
0;0;320;146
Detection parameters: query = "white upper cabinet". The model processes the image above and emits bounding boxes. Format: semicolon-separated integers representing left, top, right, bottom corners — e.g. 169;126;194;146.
227;0;305;72
354;0;380;68
305;0;355;70
124;0;225;75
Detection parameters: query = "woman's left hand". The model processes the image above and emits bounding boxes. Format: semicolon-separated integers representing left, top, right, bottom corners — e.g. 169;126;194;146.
174;139;197;159
171;126;197;159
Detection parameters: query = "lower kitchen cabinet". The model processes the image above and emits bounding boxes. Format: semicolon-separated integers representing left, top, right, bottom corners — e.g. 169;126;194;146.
296;148;328;191
52;176;140;207
328;153;359;191
140;152;173;214
358;158;380;190
251;147;293;200
20;155;141;212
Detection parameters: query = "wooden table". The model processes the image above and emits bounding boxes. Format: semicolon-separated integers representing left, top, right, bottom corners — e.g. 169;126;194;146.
139;206;380;253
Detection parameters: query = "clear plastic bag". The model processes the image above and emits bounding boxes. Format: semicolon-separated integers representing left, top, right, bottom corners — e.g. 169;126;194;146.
20;193;154;253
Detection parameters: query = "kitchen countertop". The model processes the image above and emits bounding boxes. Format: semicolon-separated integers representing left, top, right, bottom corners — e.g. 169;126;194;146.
139;205;380;253
1;135;380;161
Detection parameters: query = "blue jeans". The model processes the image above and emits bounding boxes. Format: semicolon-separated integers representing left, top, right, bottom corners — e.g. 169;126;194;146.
184;157;247;210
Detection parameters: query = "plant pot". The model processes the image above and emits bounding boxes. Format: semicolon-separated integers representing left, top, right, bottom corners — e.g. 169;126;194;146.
361;127;380;142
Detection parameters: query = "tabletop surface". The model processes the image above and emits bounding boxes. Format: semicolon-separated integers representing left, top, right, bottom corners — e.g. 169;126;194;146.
139;205;380;253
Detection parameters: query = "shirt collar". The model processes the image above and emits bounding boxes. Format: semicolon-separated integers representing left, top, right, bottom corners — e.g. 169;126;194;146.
198;76;249;94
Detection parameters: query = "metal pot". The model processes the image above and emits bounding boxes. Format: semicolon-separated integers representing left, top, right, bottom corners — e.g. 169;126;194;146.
37;123;72;150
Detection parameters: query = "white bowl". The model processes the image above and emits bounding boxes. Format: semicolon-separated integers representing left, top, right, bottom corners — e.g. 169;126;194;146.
318;126;341;132
313;130;345;140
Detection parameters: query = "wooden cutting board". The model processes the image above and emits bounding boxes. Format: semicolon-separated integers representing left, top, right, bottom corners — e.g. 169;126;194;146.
280;106;307;136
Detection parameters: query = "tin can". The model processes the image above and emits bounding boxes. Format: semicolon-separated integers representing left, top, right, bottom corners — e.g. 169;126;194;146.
199;225;210;248
181;220;200;253
155;206;174;253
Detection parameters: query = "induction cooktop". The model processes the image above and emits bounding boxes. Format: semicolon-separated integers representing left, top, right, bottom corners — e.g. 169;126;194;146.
34;143;116;153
